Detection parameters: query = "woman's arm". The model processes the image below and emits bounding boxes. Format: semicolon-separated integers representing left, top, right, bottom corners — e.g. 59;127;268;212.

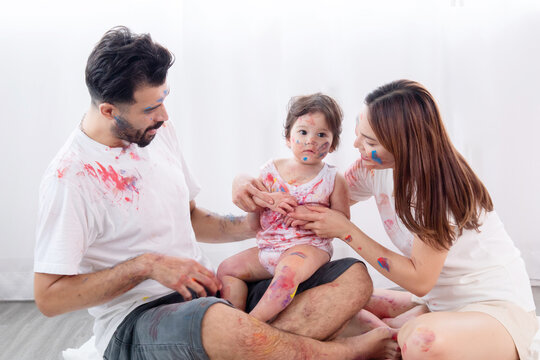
290;207;448;297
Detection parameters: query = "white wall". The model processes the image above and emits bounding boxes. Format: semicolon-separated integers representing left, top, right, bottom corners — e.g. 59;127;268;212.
1;0;539;300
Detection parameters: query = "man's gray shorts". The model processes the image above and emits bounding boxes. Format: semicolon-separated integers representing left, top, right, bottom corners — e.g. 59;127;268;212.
103;257;362;360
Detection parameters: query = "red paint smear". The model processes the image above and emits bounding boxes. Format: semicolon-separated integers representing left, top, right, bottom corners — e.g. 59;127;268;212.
125;197;131;202
416;328;435;352
377;257;390;272
84;162;139;193
269;267;296;293
84;164;98;178
384;219;394;231
268;266;298;308
298;178;323;204
266;173;274;183
129;152;140;161
344;235;352;242
56;168;67;178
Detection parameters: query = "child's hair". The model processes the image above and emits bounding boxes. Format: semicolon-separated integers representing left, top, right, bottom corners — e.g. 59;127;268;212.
284;93;343;151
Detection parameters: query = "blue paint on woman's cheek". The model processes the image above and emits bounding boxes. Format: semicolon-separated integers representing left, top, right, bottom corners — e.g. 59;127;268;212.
371;150;383;164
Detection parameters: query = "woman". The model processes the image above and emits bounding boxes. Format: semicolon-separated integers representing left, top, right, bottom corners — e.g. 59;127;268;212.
233;80;537;359
289;80;537;359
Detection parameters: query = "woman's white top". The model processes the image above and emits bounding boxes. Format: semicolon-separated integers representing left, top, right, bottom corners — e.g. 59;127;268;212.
345;158;535;312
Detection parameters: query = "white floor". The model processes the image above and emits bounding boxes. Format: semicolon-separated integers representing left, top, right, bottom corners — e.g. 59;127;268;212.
1;287;539;360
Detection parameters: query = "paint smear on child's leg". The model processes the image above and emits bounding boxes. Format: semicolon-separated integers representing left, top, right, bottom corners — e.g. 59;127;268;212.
268;266;298;308
289;252;307;259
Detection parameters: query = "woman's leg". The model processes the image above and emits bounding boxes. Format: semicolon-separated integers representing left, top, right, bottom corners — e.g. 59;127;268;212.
342;288;425;336
365;288;420;318
398;311;518;360
217;247;272;310
249;244;330;323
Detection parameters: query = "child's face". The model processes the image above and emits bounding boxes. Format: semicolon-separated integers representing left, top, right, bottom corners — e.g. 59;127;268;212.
287;111;333;164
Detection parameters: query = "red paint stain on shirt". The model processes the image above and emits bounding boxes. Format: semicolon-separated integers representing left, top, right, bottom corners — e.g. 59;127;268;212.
56;168;67;178
129;152;140;161
84;162;139;193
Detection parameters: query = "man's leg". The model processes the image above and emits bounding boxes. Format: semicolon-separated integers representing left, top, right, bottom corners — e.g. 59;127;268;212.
202;303;400;360
269;260;373;340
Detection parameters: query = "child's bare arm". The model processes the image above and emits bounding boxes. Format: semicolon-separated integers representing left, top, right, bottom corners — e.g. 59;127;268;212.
329;173;351;219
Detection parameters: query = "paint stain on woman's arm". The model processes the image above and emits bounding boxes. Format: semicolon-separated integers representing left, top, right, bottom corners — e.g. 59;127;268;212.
377;257;390;272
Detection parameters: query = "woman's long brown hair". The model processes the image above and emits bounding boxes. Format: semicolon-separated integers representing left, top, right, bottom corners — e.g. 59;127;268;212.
365;80;493;250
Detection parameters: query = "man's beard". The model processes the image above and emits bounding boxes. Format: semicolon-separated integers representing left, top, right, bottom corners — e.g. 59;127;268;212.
112;115;164;147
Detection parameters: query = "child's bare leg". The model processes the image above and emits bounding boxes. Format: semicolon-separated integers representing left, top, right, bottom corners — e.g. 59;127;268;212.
249;244;330;323
217;247;272;311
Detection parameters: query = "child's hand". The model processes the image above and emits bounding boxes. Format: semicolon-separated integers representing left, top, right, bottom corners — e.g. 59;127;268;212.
266;192;297;215
284;215;308;228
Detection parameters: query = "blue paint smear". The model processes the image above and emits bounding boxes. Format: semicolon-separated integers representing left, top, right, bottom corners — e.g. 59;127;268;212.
303;157;308;161
371;150;383;164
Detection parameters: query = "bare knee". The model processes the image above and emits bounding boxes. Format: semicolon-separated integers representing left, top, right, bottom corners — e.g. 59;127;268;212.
217;258;241;280
399;318;444;360
202;304;282;359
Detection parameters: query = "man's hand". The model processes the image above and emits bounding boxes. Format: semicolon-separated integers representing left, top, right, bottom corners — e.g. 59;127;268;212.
149;254;220;300
232;174;274;212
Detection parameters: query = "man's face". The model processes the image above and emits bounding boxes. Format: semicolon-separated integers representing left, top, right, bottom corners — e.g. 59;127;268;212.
112;83;170;147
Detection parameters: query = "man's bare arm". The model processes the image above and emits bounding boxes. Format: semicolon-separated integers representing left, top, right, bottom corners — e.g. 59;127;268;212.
190;200;260;243
34;253;220;317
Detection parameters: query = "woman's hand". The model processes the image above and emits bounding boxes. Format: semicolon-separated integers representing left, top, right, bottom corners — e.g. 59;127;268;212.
288;206;353;239
284;205;313;227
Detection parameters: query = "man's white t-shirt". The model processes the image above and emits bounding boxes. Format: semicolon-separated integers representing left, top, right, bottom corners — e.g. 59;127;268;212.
34;121;213;355
345;158;536;313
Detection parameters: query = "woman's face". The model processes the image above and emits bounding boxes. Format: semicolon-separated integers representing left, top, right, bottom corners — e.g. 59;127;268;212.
354;106;395;170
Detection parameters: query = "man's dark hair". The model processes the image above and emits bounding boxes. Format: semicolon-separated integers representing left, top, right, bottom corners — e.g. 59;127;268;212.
85;26;174;105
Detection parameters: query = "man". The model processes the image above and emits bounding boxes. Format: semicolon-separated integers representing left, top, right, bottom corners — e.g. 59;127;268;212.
34;26;397;359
